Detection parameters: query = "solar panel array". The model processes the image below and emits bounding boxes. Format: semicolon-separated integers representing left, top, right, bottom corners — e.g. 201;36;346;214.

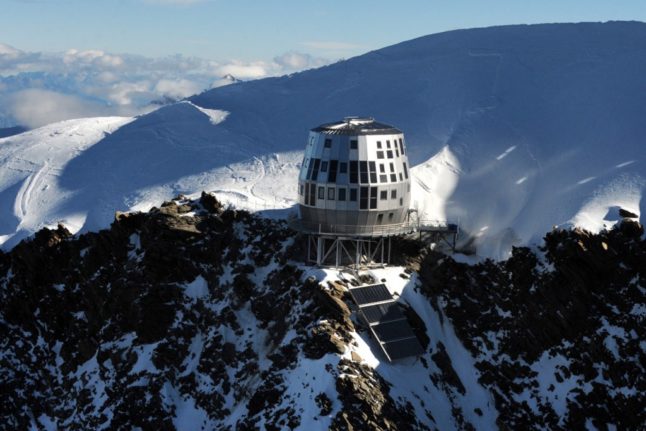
348;283;425;361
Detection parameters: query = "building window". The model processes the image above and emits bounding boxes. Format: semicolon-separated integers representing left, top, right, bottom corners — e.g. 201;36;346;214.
318;187;325;200
407;184;411;192
350;139;358;149
359;161;369;183
399;173;403;181
377;214;384;224
387;150;393;159
349;161;358;183
377;141;382;149
379;164;385;173
389;163;395;172
370;187;378;209
395;149;399;157
311;158;321;181
400;197;403;205
386;140;391;148
299;184;304;195
321;161;328;172
380;174;388;183
350;188;357;201
391;190;397;199
328;160;338;183
328;187;335;200
399;138;405;155
338;188;346;201
377;151;384;159
310;183;316;206
324;138;332;148
380;190;388;200
403;162;408;179
369;161;377;183
388;213;394;221
360;187;369;209
390;174;397;182
339;162;347;174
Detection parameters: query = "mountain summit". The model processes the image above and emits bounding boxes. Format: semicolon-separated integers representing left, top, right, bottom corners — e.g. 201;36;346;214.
0;22;644;255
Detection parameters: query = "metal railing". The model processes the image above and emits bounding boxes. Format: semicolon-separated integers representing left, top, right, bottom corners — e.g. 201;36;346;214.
289;218;457;237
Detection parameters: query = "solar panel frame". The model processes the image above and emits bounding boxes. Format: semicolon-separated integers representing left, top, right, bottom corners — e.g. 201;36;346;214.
361;302;406;324
371;320;416;342
349;284;391;305
349;282;425;362
382;337;425;361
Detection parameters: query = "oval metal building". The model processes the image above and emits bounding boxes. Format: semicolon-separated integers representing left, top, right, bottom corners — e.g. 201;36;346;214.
297;117;411;235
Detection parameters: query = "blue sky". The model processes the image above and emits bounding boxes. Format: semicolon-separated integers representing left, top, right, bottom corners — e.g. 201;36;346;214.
1;0;645;128
3;0;646;60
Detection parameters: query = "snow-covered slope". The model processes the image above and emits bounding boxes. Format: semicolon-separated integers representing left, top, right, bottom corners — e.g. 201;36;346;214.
2;22;645;255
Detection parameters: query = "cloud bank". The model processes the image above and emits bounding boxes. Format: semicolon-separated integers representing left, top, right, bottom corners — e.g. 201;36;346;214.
0;43;329;128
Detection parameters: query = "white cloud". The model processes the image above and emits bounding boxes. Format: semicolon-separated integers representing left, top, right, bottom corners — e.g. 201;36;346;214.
63;49;124;68
214;62;270;80
9;89;110;128
0;43;331;127
273;51;328;71
154;78;202;99
0;43;22;58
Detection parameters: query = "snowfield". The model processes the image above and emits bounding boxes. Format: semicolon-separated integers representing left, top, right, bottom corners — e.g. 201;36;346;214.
1;22;645;256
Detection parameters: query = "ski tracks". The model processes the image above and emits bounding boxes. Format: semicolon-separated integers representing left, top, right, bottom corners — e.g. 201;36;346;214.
14;161;50;227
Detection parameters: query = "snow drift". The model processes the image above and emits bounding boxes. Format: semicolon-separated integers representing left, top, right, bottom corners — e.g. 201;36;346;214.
1;21;645;255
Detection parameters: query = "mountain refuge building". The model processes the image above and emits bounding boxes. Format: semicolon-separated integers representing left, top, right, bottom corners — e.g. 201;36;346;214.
297;117;411;235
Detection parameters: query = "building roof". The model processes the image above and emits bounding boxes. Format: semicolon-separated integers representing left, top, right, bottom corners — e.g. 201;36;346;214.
311;117;402;136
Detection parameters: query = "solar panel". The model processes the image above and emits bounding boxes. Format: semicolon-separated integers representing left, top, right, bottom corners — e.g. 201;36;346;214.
350;284;391;305
361;302;406;324
349;282;425;362
382;337;425;361
371;320;416;342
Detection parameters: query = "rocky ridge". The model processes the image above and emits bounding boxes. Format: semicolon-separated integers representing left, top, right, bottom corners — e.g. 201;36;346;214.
419;219;645;430
0;193;644;430
0;194;421;430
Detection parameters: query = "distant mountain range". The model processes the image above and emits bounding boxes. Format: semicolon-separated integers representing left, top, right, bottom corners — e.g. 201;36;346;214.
0;21;644;256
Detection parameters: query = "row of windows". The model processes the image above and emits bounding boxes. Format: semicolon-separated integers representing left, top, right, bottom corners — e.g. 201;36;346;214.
318;138;405;154
319;138;404;153
305;158;409;184
300;183;407;209
376;138;405;156
376;149;398;159
324;138;359;149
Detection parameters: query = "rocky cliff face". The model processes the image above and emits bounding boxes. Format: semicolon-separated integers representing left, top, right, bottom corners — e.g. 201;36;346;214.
419;220;645;430
0;194;420;430
0;194;643;430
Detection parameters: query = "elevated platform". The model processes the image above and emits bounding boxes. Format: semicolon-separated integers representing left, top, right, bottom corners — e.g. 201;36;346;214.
289;218;459;268
289;219;415;238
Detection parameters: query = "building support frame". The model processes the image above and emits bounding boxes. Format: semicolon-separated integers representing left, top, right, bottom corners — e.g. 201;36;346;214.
307;234;393;268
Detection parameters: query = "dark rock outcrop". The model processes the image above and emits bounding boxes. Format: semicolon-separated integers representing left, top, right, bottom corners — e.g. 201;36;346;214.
418;222;646;430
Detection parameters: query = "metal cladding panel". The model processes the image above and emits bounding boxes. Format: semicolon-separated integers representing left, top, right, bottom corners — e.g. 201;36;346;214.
361;302;405;324
372;320;416;342
383;338;425;361
350;284;391;305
